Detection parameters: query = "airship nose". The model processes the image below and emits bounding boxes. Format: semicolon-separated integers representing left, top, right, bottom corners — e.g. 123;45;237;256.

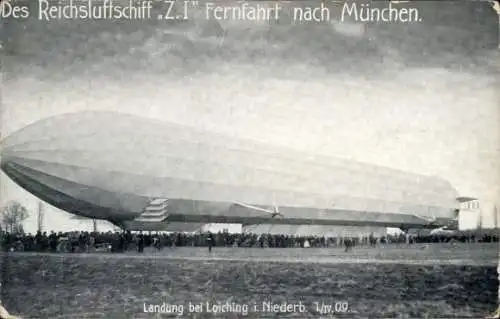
0;152;7;175
0;141;5;170
0;137;13;172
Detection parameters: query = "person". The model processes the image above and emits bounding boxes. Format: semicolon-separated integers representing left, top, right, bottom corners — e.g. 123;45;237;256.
207;232;214;253
369;232;376;248
89;233;95;253
35;231;43;251
344;238;353;252
138;232;144;253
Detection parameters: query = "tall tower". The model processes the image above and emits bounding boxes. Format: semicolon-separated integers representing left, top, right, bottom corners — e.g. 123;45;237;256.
477;207;483;230
92;219;98;233
37;202;44;233
494;205;498;229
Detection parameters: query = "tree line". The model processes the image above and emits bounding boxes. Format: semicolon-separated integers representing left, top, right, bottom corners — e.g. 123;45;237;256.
0;201;29;234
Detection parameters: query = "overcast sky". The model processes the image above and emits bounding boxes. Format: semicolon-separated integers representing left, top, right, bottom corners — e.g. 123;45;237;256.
1;1;499;233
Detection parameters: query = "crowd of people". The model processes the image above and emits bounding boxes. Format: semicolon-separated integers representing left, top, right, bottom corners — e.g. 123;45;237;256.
0;229;498;253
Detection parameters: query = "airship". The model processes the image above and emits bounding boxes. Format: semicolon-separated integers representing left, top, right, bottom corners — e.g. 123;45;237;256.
0;111;464;232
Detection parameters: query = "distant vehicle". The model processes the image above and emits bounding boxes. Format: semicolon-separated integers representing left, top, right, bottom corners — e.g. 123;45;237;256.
94;243;112;253
429;226;456;235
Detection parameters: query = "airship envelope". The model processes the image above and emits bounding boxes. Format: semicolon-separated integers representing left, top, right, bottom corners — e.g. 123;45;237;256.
1;111;460;231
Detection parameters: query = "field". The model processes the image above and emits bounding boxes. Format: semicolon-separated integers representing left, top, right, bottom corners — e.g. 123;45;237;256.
0;243;498;318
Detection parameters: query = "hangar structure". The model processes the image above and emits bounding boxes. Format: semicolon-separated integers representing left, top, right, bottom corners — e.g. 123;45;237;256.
0;111;465;235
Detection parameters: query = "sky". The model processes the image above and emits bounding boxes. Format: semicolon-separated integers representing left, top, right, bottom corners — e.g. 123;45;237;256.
0;1;499;233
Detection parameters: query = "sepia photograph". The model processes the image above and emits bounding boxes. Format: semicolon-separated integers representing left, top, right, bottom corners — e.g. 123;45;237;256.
0;0;499;318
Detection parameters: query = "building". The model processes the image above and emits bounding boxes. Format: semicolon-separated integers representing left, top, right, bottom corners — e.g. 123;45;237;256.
457;197;481;230
201;223;242;234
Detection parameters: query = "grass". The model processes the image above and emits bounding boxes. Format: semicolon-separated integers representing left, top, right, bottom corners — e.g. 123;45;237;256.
0;244;498;318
